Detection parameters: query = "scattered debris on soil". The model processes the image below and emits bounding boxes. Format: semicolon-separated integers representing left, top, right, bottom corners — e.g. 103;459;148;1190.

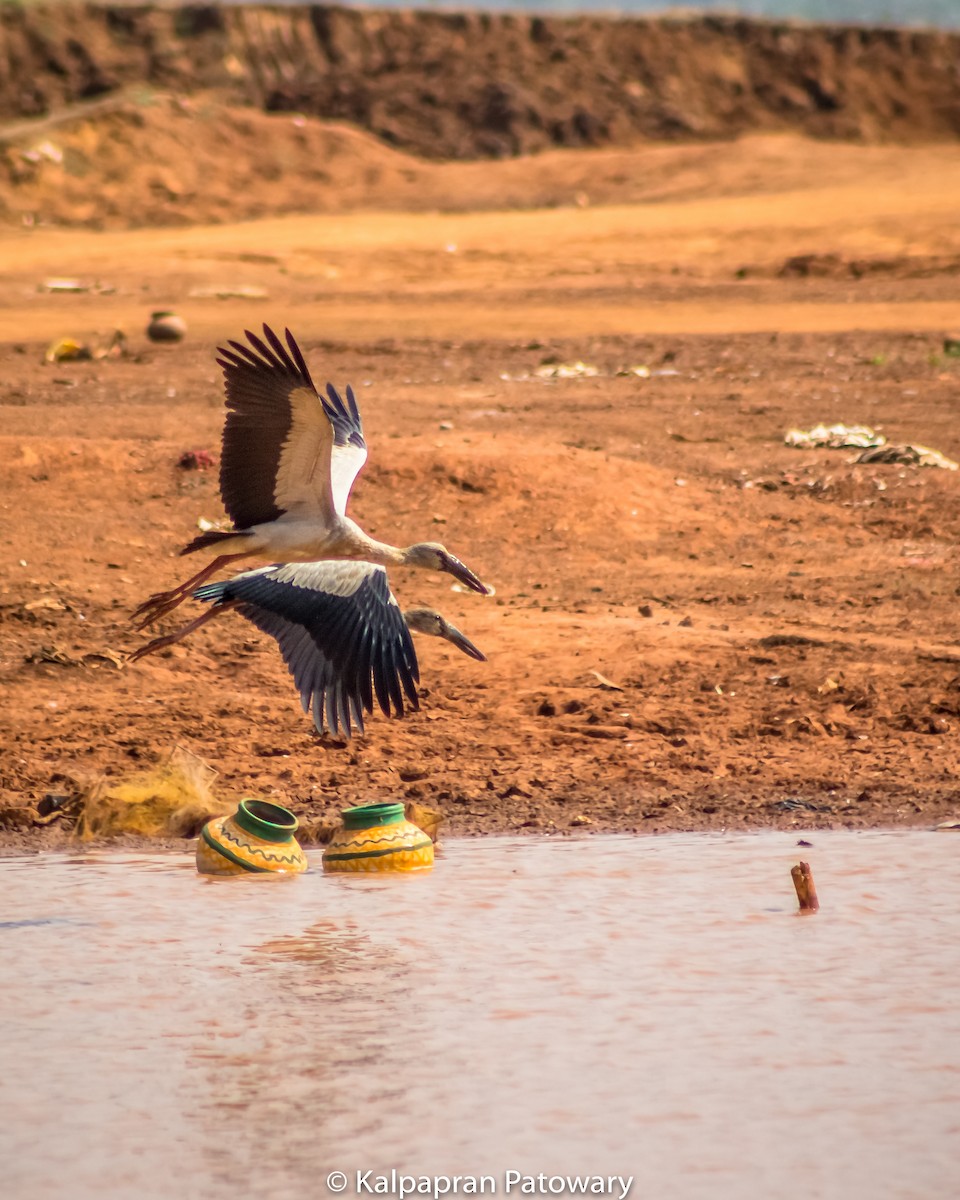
44;329;127;364
176;449;215;471
535;361;601;380
785;423;885;450
856;444;959;470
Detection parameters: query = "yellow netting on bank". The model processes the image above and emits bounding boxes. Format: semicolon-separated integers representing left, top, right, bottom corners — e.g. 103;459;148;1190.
75;747;231;840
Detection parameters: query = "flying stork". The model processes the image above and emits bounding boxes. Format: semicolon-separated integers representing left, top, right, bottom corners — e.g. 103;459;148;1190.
129;560;486;739
133;324;488;629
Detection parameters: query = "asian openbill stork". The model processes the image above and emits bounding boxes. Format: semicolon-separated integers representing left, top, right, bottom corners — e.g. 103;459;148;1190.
129;560;486;739
133;324;488;629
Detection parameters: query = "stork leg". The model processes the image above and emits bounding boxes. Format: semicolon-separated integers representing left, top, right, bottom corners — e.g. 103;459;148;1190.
131;553;250;629
127;601;240;664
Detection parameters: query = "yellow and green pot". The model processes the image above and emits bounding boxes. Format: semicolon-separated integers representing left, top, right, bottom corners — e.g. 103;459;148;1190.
322;803;434;874
196;799;308;876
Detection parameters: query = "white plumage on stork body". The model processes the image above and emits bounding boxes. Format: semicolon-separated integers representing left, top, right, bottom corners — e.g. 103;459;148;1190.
129;560;486;740
133;324;489;629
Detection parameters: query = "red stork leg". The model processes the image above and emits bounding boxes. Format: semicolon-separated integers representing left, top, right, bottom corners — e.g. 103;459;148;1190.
131;553;251;629
127;600;240;664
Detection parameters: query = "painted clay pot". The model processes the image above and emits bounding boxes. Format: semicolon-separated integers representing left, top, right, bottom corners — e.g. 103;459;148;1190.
322;803;434;874
197;799;308;876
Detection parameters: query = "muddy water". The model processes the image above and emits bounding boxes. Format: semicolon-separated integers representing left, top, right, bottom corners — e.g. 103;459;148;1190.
2;832;958;1200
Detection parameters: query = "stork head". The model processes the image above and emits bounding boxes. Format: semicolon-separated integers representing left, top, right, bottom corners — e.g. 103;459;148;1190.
404;542;490;595
404;608;487;661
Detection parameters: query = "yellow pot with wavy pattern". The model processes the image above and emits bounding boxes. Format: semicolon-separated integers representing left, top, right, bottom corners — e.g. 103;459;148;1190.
197;799;308;876
322;803;434;874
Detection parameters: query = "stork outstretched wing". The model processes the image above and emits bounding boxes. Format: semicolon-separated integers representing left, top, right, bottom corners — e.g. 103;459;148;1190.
215;325;367;530
195;560;418;738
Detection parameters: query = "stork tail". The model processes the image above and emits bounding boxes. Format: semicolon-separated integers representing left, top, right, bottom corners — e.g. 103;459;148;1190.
181;529;247;556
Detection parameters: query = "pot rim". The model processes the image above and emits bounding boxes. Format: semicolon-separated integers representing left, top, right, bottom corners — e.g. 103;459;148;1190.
234;798;299;843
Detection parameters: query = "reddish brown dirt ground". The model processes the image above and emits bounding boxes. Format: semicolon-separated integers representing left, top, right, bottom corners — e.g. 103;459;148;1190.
2;120;960;851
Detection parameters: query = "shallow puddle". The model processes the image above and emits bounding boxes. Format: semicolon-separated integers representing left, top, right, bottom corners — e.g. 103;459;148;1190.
2;831;958;1199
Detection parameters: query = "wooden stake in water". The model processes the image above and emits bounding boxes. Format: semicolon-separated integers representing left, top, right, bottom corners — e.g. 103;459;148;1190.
792;861;820;913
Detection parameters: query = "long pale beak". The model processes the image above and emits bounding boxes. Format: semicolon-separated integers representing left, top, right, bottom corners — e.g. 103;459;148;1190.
439;620;487;662
440;551;490;595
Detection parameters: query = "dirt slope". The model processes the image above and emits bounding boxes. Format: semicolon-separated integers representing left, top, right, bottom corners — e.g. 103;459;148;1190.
8;93;960;232
1;4;959;160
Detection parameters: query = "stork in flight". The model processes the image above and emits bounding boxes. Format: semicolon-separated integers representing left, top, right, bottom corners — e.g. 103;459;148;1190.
129;560;486;739
133;324;489;629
